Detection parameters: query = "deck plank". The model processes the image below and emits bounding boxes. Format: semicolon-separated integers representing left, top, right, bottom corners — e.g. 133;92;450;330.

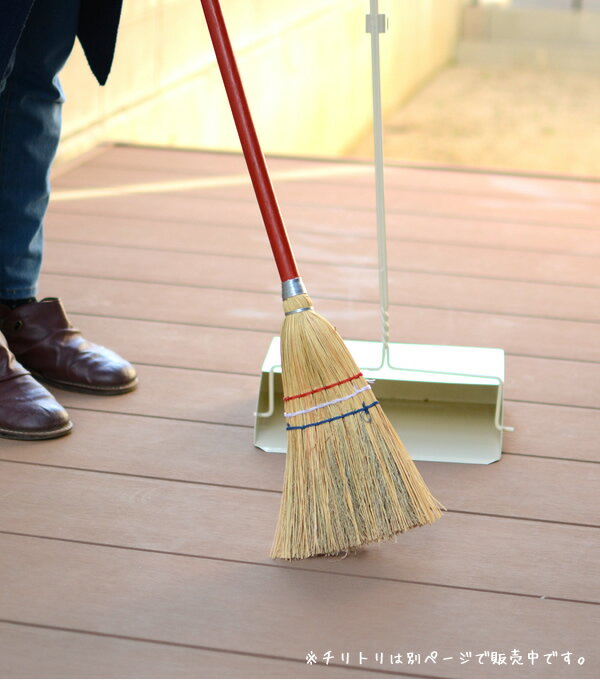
0;534;597;678
0;461;598;602
0;622;385;679
43;363;600;465
53;153;600;229
1;408;598;523
77;145;600;204
47;203;600;256
46;196;600;286
42;241;600;323
38;275;600;362
49;312;600;411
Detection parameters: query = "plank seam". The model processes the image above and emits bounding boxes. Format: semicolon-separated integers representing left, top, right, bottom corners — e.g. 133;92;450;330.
86;148;600;195
43;236;600;290
1;461;598;528
15;405;596;464
39;311;600;366
41;271;600;324
50;190;600;232
0;618;434;679
126;360;600;400
51;404;254;429
1;530;598;605
35;308;600;367
45;229;600;261
51;361;600;411
41;400;599;438
100;142;600;186
501;451;600;465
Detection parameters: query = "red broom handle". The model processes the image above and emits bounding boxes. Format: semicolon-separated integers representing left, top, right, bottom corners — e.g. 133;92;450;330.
200;0;300;284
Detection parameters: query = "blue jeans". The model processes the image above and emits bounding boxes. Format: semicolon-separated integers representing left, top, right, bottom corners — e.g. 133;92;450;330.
0;0;80;299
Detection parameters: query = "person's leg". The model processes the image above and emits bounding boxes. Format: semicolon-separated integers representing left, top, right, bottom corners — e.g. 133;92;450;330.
0;2;80;440
0;0;80;300
0;0;137;401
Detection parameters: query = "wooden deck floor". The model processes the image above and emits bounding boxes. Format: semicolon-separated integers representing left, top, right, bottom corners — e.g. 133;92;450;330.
1;145;598;678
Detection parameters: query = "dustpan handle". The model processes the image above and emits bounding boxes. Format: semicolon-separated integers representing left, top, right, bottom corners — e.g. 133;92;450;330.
200;0;300;285
367;0;391;357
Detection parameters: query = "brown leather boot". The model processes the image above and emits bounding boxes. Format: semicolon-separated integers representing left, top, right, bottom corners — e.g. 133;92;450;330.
0;298;138;395
0;330;72;440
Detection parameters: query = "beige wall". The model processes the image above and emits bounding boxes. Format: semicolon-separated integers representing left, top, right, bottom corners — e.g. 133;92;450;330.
58;0;464;163
459;5;600;70
462;4;600;41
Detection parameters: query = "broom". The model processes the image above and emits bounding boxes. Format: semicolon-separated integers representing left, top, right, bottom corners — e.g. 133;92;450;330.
200;0;443;560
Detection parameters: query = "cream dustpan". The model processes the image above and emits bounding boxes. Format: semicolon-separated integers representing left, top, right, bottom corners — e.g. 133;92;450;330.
254;0;513;464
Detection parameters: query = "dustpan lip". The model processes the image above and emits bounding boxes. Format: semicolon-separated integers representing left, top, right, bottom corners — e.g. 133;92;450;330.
260;336;505;386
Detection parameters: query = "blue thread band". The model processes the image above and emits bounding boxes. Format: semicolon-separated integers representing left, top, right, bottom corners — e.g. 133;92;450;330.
286;400;379;431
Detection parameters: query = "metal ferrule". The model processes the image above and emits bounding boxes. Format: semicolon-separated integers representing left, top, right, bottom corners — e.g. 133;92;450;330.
281;277;307;300
284;305;314;316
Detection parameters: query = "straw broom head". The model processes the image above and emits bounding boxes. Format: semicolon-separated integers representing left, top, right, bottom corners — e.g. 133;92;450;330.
198;0;441;562
271;293;444;560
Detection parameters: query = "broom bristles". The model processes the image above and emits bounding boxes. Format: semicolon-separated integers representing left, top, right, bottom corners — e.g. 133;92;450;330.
271;293;444;560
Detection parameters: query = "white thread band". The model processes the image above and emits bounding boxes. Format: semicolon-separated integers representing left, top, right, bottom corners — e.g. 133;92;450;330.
284;306;314;316
284;383;371;418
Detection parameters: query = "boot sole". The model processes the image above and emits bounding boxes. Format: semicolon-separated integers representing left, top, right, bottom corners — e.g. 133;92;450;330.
32;374;138;396
0;420;74;441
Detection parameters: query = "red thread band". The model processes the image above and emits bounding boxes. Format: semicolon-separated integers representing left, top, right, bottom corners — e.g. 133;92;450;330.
284;373;364;402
